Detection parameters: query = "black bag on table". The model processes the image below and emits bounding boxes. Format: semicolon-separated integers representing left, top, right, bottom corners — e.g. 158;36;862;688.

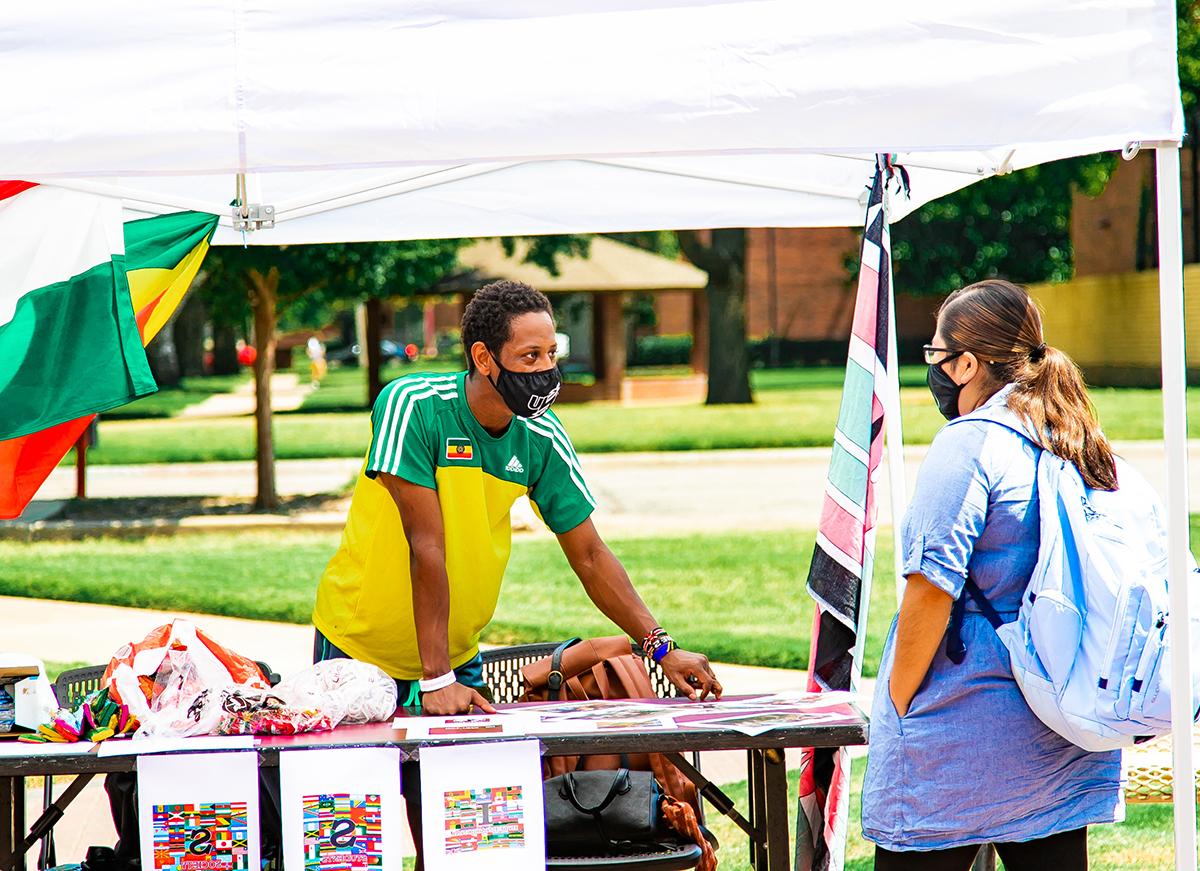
544;767;662;852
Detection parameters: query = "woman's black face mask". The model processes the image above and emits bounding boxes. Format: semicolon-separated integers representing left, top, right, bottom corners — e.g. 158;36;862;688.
488;354;562;419
927;352;966;421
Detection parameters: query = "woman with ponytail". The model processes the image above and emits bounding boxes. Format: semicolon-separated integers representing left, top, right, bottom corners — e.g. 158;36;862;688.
861;280;1122;869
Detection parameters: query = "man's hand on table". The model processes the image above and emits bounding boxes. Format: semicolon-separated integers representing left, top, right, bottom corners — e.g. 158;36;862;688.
420;682;497;716
659;649;723;701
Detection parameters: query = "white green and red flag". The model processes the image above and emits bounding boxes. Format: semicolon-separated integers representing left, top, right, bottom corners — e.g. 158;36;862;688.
796;156;903;871
0;182;218;518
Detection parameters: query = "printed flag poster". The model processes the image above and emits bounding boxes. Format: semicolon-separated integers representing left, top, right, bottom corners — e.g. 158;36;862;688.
419;740;545;871
279;747;404;871
137;752;260;871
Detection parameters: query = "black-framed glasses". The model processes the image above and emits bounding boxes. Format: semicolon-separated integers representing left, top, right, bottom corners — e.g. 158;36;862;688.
923;345;964;365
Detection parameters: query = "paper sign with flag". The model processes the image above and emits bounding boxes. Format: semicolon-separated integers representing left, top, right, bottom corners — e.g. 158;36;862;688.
796;157;899;871
0;182;218;519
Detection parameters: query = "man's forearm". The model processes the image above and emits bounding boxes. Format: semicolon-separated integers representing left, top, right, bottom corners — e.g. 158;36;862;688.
574;544;659;641
410;551;453;678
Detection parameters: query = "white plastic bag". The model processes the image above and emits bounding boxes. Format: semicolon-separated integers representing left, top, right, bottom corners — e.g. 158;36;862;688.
103;619;270;739
276;659;397;725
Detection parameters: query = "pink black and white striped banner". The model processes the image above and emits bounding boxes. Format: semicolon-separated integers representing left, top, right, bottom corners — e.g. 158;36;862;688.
796;155;904;871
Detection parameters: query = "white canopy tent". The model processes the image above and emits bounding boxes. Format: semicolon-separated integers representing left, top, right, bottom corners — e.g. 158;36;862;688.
2;1;1194;865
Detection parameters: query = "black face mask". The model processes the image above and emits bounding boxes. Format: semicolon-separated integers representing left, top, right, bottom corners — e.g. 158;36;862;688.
488;356;562;419
927;354;965;421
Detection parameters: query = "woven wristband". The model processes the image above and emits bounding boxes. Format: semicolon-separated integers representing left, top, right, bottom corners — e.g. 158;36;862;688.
418;671;457;693
651;638;677;663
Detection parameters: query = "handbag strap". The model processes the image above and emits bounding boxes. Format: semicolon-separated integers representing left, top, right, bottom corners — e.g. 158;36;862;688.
548;637;582;701
560;769;632;816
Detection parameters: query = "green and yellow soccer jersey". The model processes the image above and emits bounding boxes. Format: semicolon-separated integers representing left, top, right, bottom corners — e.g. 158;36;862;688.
312;370;595;679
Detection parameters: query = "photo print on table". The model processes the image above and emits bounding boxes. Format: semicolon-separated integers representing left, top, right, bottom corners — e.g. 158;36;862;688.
279;748;404;871
302;794;383;871
444;786;525;854
420;740;545;870
138;752;261;871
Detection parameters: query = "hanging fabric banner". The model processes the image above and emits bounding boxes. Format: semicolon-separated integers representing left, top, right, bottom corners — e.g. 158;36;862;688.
137;751;261;871
796;155;903;871
419;740;545;871
279;747;405;871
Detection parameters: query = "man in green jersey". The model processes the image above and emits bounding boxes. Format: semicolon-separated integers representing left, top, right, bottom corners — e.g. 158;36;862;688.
312;280;721;711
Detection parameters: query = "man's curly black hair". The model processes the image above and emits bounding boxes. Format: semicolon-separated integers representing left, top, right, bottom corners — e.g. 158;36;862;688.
461;280;554;372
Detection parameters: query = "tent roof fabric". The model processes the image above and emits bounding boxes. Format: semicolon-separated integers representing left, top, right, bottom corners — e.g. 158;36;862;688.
1;1;1183;242
446;237;708;294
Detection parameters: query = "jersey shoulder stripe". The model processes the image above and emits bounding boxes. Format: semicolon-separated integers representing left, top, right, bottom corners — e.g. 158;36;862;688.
370;374;458;472
520;417;596;507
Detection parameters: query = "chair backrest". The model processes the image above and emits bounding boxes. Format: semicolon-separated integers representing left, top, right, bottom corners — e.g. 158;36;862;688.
53;665;107;708
480;641;680;704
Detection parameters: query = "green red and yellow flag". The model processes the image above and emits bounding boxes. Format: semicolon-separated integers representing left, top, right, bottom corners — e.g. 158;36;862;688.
0;181;219;518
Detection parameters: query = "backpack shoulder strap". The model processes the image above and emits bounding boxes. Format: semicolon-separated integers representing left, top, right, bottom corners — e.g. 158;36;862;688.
940;401;1041;663
944;400;1041;448
946;576;1006;663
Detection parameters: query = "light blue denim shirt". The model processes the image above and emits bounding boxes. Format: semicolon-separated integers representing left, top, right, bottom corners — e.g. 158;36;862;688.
861;385;1123;850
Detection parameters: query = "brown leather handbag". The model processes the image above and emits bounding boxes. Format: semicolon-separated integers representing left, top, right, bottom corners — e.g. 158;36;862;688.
520;636;700;811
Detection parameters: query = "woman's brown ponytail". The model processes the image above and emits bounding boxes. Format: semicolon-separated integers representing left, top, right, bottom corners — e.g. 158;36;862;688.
939;280;1118;491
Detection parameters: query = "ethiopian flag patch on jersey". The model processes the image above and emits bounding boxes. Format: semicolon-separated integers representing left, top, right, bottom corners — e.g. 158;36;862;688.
446;438;473;461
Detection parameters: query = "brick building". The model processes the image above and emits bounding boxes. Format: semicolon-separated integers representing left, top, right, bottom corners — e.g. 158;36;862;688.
653;228;940;351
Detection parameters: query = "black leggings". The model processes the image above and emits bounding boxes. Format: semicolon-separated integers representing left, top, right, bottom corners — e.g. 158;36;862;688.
875;827;1087;871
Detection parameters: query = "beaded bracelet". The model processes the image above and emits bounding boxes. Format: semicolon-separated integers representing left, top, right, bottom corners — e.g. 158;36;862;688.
641;627;676;662
641;627;669;656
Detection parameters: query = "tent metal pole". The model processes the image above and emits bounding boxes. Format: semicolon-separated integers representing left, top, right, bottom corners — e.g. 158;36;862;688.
1153;144;1197;871
883;193;908;602
274;163;524;220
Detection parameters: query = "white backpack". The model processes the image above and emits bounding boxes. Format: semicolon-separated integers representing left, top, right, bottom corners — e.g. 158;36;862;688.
947;408;1200;752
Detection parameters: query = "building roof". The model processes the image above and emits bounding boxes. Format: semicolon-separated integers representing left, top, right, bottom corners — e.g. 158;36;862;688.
443;237;707;294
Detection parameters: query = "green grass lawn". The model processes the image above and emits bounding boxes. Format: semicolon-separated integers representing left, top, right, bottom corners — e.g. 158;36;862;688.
0;528;896;673
101;373;249;420
75;375;1200;465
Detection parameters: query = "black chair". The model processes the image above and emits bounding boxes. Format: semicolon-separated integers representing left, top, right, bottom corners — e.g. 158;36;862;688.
479;643;710;871
52;664;107;709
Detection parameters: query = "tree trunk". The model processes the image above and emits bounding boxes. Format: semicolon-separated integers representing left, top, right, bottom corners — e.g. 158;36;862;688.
249;268;280;511
145;324;182;388
365;296;385;406
174;290;208;377
211;323;240;375
705;283;753;404
678;228;752;405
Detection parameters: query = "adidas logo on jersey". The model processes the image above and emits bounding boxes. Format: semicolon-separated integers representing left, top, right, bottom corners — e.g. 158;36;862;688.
505;455;524;474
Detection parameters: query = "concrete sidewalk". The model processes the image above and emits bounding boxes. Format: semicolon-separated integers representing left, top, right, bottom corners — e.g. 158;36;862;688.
178;373;313;419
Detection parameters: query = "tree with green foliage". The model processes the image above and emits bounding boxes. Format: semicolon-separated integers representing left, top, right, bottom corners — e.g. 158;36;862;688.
201;245;336;509
200;235;591;510
315;240;467;404
888;154;1118;295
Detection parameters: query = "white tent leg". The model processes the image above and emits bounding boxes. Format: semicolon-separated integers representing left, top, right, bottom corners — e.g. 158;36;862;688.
1154;144;1197;871
884;213;908;603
